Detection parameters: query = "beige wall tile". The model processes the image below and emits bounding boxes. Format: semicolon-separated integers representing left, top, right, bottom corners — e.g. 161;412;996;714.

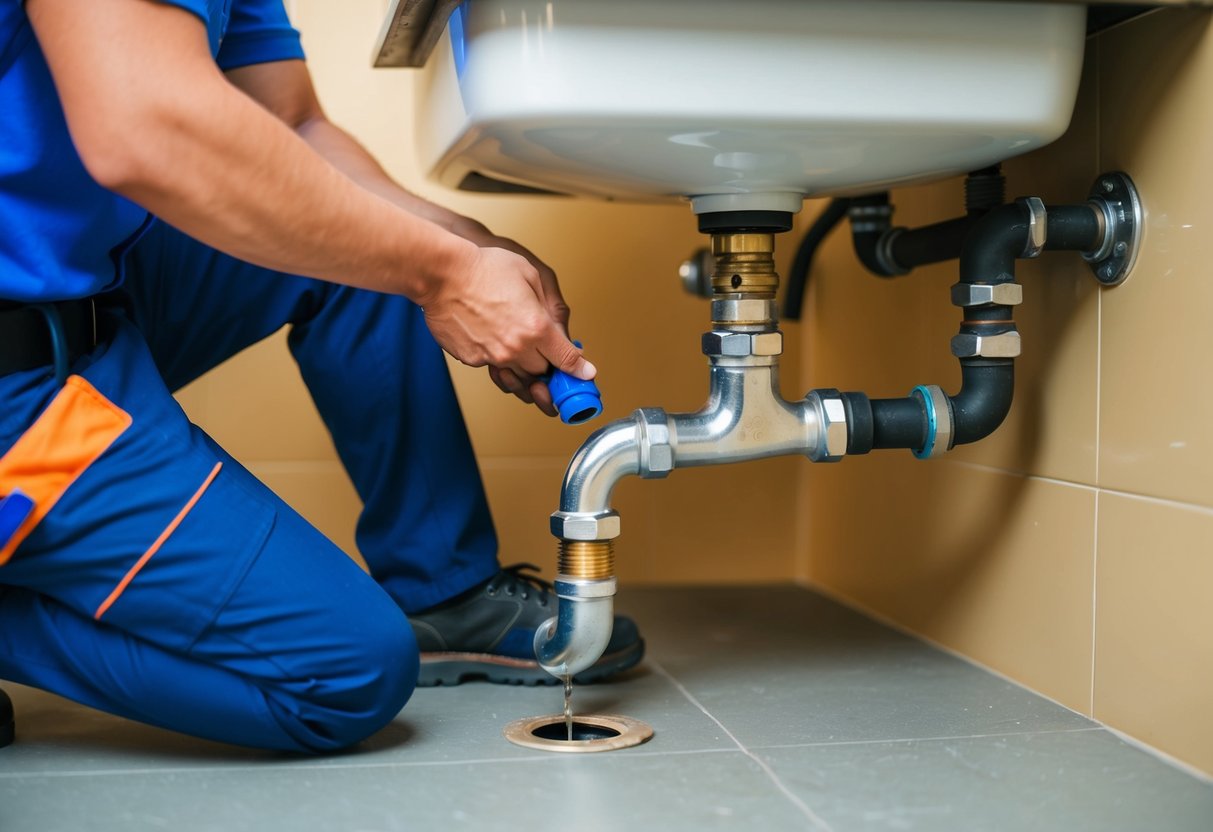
809;459;1096;713
1094;492;1213;775
1098;10;1213;507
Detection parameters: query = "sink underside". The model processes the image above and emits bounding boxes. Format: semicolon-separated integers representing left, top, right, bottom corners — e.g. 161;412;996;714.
414;0;1087;213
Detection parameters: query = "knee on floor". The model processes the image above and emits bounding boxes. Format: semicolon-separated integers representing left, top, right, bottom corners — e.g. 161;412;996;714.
285;609;420;754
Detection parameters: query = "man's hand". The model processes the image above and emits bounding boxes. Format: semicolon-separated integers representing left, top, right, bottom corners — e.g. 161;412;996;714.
448;218;574;417
420;246;595;413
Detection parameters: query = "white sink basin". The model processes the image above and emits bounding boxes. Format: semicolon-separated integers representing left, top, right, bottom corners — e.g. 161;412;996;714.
413;0;1087;215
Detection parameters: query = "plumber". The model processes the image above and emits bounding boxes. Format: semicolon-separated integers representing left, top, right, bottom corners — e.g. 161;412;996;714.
0;0;643;753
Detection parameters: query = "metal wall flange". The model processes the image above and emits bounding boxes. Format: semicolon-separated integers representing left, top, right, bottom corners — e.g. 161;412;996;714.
1084;171;1143;286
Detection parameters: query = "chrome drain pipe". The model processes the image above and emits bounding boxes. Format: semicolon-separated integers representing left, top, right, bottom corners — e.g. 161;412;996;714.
536;231;844;679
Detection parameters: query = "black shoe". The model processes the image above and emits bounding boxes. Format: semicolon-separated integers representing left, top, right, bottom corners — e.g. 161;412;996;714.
1;688;13;749
409;564;644;686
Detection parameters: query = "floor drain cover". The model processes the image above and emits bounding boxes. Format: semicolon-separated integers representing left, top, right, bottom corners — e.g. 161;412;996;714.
503;714;653;753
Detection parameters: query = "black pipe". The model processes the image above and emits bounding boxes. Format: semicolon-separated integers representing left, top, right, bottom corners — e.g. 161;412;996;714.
782;198;851;321
850;166;1005;277
950;361;1015;445
848;193;894;277
1045;204;1102;252
885;216;972;272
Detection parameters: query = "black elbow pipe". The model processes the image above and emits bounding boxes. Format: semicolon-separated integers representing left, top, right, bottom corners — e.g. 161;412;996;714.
783;198;851;321
848;193;894;277
950;360;1015;445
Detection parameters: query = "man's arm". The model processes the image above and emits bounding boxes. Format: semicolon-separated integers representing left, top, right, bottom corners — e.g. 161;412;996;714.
26;0;592;383
226;59;569;413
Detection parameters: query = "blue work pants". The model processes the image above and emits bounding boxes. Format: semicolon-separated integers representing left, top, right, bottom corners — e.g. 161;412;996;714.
0;222;499;752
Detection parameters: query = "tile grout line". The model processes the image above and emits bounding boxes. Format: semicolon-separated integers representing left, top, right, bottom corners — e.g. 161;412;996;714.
748;726;1105;753
1090;490;1100;717
1090;41;1103;709
0;745;741;781
941;459;1213;517
648;660;836;832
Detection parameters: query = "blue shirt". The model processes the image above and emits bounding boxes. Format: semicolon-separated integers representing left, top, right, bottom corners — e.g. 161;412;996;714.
0;0;305;303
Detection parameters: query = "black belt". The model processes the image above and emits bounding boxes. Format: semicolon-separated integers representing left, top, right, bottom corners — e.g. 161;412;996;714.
0;298;98;378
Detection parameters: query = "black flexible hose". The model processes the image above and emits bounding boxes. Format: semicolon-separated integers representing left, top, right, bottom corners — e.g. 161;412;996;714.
782;198;850;321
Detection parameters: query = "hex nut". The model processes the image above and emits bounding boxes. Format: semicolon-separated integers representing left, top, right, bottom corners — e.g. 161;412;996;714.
950;330;1022;358
807;389;848;462
701;330;783;357
550;510;622;541
637;408;673;475
1017;196;1047;258
750;331;783;356
701;331;753;357
950;282;1023;307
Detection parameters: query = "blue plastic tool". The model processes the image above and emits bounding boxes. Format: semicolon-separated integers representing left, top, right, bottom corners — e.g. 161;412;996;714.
547;341;603;425
0;489;35;550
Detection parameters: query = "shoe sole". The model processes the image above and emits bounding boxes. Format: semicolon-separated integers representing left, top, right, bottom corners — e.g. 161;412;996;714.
416;640;645;687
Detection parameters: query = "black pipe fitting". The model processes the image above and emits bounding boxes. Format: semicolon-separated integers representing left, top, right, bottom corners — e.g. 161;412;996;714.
848;194;895;277
850;166;1006;278
950;360;1015;446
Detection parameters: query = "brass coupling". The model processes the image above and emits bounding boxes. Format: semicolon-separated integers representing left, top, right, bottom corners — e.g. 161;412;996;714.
557;539;616;581
711;233;779;298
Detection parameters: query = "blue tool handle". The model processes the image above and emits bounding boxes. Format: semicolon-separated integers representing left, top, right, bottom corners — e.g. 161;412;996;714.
0;489;35;549
546;340;603;425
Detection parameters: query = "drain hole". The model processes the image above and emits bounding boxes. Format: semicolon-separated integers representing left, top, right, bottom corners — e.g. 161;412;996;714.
531;721;622;742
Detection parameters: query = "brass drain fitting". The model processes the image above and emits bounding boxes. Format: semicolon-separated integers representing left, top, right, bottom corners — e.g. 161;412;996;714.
557;539;615;580
711;232;779;298
503;713;654;753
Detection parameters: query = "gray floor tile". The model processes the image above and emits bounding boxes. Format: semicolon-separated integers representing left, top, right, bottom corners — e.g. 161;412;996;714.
619;587;1094;747
1;585;1207;832
0;750;823;832
756;729;1213;832
0;654;730;775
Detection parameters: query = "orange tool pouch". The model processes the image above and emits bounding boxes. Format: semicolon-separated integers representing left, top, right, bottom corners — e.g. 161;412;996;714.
0;375;131;566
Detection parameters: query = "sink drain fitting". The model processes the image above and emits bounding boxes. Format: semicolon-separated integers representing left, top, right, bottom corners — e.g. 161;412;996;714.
502;714;653;753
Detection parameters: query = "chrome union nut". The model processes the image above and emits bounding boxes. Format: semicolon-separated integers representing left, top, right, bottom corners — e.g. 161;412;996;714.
701;330;783;357
702;331;753;357
636;408;673;476
750;331;783;356
950;282;1023;307
950;330;1022;359
806;389;849;463
550;510;622;541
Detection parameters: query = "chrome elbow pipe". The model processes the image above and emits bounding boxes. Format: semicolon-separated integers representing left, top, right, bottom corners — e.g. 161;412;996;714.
535;418;638;679
536;353;841;680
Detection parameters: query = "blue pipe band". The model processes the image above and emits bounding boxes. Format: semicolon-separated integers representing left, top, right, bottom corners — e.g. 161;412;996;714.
910;384;937;460
546;341;603;425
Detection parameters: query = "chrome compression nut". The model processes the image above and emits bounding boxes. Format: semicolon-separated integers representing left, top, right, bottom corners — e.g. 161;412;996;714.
950;330;1022;359
950;282;1023;308
1017;197;1047;258
550;510;622;541
805;388;848;463
636;407;673;476
701;330;783;357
